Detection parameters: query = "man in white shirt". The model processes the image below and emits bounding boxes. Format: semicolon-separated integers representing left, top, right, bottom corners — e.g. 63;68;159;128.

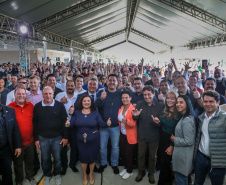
74;75;86;95
55;80;78;175
194;90;226;185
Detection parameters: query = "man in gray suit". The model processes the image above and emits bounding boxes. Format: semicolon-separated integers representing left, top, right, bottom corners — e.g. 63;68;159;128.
194;90;226;185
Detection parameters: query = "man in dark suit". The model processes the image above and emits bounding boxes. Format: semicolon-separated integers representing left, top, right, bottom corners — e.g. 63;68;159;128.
74;77;99;107
0;103;22;185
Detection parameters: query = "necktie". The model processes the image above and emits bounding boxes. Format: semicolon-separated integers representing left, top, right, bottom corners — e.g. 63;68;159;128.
91;94;95;101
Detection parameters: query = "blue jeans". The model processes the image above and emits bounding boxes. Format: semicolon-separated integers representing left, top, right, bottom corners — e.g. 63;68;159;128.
39;135;62;177
174;171;188;185
99;126;119;167
194;151;226;185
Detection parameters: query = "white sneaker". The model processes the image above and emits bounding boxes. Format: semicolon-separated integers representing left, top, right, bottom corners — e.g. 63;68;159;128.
119;169;127;176
55;175;61;185
122;172;133;179
43;176;51;185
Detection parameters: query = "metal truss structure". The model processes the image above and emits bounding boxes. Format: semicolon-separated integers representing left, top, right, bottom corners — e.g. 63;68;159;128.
0;13;35;37
126;0;140;41
33;0;117;31
0;13;97;53
184;33;226;49
99;40;126;52
85;29;126;47
128;40;154;54
131;28;171;48
19;36;30;75
157;0;226;32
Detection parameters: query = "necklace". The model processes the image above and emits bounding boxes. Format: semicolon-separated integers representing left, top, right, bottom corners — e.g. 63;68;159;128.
82;109;90;118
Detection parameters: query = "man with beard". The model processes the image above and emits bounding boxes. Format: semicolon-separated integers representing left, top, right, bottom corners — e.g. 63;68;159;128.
194;78;226;106
55;80;78;175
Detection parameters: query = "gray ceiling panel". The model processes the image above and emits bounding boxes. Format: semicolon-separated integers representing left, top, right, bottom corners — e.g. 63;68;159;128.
0;0;225;53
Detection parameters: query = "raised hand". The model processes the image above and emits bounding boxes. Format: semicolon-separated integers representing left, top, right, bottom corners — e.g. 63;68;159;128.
184;61;191;71
69;104;75;115
60;96;68;104
168;63;173;71
158;91;164;101
65;117;70;127
193;87;201;99
101;89;107;100
132;109;142;117
151;115;160;124
107;118;111;126
122;115;127;124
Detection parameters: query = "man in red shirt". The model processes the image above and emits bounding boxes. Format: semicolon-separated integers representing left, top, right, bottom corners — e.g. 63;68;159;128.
8;87;36;185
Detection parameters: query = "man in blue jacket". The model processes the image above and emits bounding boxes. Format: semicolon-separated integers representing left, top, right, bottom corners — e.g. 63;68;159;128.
95;74;122;174
0;103;22;185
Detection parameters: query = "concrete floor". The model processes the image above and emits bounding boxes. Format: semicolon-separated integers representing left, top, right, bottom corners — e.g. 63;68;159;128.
4;150;226;185
16;163;226;185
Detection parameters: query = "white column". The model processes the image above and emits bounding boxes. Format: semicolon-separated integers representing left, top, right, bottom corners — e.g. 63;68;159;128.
84;50;87;62
92;52;94;63
70;48;74;60
43;36;47;64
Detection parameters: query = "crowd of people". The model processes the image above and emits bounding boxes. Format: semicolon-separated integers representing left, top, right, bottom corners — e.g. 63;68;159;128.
0;58;226;185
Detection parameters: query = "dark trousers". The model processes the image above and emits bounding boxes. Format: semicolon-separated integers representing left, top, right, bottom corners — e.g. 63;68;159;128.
69;129;78;168
158;131;173;185
138;140;159;174
61;145;68;170
0;146;13;185
33;147;40;170
119;132;136;173
39;135;62;177
194;151;226;185
13;143;34;183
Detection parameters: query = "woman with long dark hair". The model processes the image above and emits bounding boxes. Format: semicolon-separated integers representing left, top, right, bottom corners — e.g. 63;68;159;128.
66;94;111;185
153;90;181;185
170;95;196;185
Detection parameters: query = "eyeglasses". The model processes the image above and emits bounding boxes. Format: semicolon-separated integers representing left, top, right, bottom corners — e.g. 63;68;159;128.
19;75;25;77
18;82;27;84
102;78;106;80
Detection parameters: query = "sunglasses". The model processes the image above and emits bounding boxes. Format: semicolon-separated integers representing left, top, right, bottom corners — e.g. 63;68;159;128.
18;82;27;84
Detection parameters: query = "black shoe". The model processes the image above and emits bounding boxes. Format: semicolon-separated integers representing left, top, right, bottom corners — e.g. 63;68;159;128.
70;166;79;173
61;168;67;175
86;165;90;175
94;165;98;172
135;170;146;182
33;167;40;176
112;166;119;174
148;173;155;184
98;165;107;173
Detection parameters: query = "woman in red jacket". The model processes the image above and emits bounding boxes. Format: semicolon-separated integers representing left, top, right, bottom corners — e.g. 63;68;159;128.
118;90;137;179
